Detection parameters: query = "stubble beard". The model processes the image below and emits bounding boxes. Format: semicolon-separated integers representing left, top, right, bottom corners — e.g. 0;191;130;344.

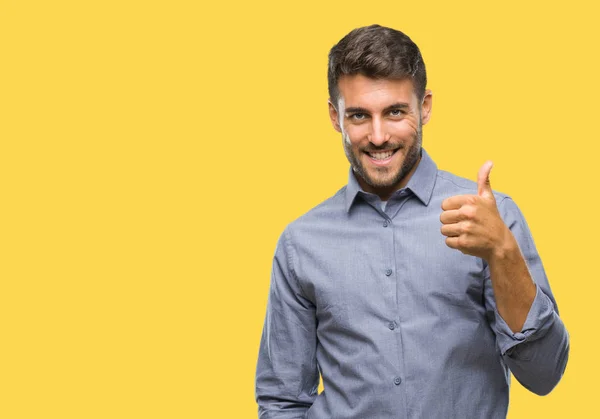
343;122;423;191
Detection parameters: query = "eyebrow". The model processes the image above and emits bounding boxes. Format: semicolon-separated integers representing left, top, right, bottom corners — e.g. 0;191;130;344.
345;102;410;114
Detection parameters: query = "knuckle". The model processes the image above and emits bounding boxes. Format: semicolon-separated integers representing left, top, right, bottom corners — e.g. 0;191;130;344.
461;205;476;219
464;220;473;233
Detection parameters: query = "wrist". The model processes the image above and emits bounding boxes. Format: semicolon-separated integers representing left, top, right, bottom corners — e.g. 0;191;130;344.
488;229;519;263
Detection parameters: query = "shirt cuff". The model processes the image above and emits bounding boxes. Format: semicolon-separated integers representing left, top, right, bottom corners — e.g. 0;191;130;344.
259;409;308;419
494;284;555;356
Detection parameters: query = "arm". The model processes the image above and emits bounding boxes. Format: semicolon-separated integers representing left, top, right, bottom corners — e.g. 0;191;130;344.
255;228;319;418
485;216;536;333
440;162;569;395
484;197;569;395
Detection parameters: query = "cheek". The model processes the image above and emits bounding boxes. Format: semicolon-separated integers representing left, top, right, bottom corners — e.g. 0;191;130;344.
342;125;368;147
396;119;420;135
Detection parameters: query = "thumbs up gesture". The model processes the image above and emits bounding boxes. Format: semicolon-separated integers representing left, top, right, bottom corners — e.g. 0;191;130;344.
440;161;512;261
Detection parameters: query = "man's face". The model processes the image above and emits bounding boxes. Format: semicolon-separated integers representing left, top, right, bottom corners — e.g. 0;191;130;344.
329;74;432;199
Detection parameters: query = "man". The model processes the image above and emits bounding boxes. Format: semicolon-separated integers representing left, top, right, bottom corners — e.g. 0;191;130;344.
255;25;569;418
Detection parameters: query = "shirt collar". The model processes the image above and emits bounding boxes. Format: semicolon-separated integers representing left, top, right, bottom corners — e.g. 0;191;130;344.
344;148;438;213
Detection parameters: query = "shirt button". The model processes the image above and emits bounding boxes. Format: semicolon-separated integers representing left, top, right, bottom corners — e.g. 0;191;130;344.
383;220;388;227
514;332;526;341
385;269;392;276
394;377;402;385
388;322;396;330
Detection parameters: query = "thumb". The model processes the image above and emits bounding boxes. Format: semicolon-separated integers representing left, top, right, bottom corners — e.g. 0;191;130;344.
477;160;494;198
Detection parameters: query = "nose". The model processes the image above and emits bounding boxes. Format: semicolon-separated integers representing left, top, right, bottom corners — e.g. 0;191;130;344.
367;116;389;146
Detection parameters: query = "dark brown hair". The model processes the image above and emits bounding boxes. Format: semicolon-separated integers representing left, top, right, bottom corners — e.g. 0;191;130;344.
328;25;427;107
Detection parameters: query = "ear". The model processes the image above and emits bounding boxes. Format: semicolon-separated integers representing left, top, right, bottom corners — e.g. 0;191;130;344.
328;100;342;133
420;89;433;125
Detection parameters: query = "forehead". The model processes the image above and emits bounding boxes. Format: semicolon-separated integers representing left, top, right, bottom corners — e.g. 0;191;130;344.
337;74;417;110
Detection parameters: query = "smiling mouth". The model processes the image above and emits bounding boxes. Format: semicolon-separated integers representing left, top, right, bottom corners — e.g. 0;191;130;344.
366;149;398;161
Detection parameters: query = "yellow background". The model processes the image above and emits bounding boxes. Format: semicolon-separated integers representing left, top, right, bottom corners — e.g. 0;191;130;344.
1;0;597;417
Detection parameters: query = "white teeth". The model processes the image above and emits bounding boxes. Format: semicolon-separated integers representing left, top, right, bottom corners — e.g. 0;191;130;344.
369;150;394;160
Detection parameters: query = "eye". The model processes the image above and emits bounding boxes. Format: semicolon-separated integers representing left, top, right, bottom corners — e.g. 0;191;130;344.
350;113;366;120
390;109;404;116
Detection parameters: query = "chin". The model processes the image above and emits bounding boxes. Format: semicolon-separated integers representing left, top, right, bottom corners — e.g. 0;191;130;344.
365;170;401;188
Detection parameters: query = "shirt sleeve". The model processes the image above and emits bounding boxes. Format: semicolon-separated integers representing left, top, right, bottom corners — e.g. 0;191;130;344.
255;227;319;418
483;196;570;395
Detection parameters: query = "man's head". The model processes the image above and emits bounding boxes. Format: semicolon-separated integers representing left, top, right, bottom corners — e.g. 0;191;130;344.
327;25;432;200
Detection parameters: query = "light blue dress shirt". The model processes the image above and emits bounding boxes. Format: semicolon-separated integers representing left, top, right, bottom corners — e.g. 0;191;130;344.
256;149;569;418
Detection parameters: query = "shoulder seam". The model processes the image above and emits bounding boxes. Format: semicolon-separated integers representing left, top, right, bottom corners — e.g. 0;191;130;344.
436;171;476;191
437;172;509;201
